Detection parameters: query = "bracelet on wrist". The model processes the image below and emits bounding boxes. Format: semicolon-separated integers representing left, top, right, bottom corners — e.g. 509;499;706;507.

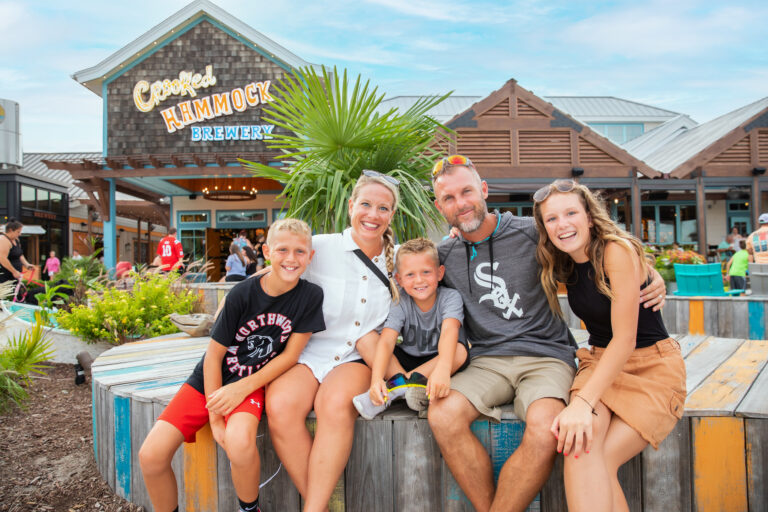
574;393;598;416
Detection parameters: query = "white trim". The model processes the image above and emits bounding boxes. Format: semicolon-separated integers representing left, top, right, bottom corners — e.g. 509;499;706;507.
73;0;321;96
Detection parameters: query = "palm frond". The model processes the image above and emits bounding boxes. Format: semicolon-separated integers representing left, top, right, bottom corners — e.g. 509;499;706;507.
241;66;452;240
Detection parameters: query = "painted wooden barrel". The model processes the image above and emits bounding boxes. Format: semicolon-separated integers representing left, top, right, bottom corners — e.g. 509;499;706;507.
91;330;768;511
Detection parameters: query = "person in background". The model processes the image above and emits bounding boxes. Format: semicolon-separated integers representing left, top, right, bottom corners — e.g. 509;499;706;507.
234;230;253;250
726;240;750;292
155;227;184;272
243;245;259;276
728;226;743;252
43;250;61;280
72;249;83;260
225;243;247;282
0;219;35;286
746;213;768;264
254;235;266;270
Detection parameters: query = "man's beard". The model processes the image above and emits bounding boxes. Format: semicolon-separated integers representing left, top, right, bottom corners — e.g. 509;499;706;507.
451;200;488;233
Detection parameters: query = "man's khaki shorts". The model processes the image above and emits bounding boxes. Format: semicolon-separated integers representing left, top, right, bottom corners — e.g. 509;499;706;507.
450;355;575;422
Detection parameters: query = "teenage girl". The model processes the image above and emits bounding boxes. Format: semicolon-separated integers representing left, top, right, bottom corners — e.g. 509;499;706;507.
533;179;686;512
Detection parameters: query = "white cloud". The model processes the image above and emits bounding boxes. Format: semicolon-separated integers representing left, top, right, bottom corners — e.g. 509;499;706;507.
562;3;759;58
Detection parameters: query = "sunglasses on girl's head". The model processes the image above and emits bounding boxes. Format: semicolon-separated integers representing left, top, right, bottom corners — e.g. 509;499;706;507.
533;179;577;203
362;169;400;186
431;154;475;178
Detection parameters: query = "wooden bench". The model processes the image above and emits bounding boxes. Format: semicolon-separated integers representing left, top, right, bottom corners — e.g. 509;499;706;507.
91;331;768;511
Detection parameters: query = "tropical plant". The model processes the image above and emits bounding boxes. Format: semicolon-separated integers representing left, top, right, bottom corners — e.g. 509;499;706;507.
242;66;452;240
56;271;200;345
33;282;72;326
655;249;707;281
0;312;54;413
57;254;107;308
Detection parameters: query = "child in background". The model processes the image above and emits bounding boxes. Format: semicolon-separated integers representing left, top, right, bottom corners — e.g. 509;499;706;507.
43;250;60;280
353;238;469;419
726;239;750;291
139;219;325;512
225;242;247;282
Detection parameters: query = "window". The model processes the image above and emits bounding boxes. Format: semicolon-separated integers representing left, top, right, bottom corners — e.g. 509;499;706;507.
50;191;63;213
640;202;697;248
488;203;533;218
180;212;209;223
587;123;645;144
0;182;7;209
21;185;35;209
180;229;206;262
37;189;49;210
216;210;267;228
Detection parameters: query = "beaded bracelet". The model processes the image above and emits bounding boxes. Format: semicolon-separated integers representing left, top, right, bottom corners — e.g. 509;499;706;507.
574;394;598;416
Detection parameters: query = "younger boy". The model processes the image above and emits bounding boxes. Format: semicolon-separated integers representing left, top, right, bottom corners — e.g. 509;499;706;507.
726;239;750;291
353;238;469;419
139;219;325;512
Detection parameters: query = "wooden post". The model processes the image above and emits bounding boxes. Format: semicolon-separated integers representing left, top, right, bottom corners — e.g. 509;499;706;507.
752;174;762;230
136;218;143;265
631;177;641;239
695;175;708;256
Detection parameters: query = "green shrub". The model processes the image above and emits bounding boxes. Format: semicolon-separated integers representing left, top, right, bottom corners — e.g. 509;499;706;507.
56;271;199;345
0;313;54;413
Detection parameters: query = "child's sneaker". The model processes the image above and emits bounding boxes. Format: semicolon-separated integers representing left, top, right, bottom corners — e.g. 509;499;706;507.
353;373;409;420
404;372;429;413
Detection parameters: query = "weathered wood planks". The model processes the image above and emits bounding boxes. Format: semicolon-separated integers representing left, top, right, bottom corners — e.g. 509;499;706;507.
90;329;768;511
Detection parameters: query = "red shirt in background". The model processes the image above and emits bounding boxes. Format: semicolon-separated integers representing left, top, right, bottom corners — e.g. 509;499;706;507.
157;235;184;270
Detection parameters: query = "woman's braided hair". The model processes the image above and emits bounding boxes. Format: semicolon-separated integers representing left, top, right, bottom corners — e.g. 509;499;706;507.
349;174;400;303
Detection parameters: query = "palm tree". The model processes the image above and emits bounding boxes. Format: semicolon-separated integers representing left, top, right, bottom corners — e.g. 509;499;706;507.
241;66;452;241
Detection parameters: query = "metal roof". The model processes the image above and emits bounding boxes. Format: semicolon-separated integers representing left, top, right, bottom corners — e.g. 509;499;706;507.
544;96;682;123
375;96;481;123
18;153;138;201
621;114;699;162
636;96;768;174
72;0;321;96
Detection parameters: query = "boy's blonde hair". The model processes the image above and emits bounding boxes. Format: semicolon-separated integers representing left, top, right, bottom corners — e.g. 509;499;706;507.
266;218;312;246
395;237;439;273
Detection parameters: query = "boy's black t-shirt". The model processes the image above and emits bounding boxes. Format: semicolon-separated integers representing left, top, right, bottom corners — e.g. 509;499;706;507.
186;275;325;394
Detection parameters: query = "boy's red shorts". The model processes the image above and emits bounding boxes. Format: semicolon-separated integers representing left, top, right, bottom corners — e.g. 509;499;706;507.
158;383;264;443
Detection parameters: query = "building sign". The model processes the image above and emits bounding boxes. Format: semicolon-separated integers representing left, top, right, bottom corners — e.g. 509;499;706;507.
132;64;275;135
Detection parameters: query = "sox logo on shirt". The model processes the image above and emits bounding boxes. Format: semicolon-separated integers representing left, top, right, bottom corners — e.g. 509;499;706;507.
474;262;524;319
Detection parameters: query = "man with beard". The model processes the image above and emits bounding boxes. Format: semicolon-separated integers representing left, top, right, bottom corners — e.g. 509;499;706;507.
428;155;667;512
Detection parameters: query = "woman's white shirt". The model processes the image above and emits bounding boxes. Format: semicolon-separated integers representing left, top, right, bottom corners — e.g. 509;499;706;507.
299;229;393;382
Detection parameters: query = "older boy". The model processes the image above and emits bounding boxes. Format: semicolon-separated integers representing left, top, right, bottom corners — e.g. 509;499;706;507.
139;219;325;512
353;237;469;419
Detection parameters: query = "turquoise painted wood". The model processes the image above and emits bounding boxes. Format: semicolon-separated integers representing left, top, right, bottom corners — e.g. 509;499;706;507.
748;301;765;339
673;263;744;297
114;395;131;499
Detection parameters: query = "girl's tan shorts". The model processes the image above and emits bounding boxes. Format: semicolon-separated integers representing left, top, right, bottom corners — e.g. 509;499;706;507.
571;337;686;449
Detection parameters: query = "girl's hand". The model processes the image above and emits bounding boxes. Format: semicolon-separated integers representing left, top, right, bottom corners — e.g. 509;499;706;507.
369;379;389;406
550;399;594;458
206;382;247;416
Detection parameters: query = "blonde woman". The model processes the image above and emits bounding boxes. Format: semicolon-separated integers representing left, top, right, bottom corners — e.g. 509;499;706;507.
533;179;686;512
265;170;399;511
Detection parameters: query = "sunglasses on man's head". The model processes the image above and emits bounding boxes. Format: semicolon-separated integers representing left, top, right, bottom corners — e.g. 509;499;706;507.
362;169;400;186
431;154;475;178
533;179;577;203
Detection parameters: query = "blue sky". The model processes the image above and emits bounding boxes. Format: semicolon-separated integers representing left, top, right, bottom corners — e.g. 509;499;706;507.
2;0;767;152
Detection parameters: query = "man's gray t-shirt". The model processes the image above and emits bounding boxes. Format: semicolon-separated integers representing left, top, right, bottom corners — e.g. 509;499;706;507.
383;287;467;358
438;212;576;367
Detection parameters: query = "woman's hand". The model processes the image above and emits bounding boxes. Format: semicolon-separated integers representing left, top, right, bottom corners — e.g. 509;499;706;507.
206;381;248;417
369;379;389;406
550;398;595;458
640;267;666;311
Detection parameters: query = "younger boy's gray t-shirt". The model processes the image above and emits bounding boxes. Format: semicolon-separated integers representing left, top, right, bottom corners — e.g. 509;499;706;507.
383;287;466;358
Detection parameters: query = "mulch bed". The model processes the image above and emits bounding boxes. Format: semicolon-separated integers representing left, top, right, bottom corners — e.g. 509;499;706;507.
0;363;143;512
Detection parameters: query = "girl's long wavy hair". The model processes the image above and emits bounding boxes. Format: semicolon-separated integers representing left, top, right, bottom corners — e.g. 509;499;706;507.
349;174;401;302
533;180;648;317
